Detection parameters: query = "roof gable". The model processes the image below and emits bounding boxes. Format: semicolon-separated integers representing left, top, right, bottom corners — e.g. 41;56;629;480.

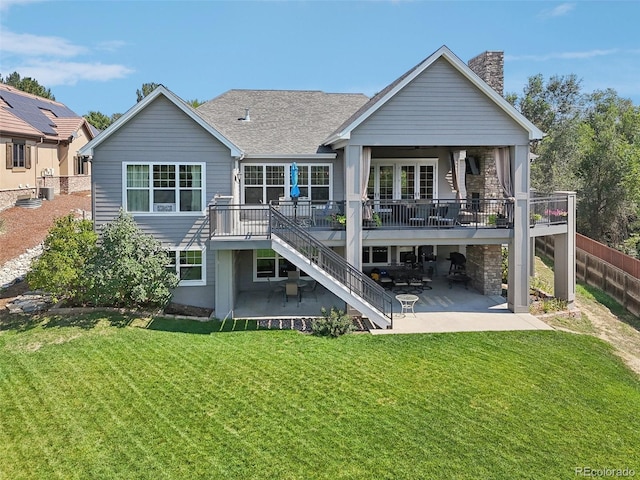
325;45;543;144
79;86;243;158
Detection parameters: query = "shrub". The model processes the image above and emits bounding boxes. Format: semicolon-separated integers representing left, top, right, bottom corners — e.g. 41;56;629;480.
85;211;179;308
311;307;355;337
26;214;97;302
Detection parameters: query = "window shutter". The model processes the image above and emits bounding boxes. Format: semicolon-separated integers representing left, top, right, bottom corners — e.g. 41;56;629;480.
25;145;32;169
5;144;12;169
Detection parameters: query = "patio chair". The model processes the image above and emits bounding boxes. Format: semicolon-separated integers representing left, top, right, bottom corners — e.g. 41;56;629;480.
300;279;318;301
408;203;434;226
442;203;461;226
287;270;300;280
285;281;301;306
267;277;285;303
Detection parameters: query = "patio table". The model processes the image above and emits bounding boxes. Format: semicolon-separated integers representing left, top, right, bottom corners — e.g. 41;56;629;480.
395;294;419;317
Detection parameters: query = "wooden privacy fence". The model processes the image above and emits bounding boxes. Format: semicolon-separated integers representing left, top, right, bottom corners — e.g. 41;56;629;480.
536;235;640;317
576;234;640;278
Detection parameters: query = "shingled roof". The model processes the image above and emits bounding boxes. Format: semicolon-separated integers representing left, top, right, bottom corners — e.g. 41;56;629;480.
0;83;91;141
196;90;369;156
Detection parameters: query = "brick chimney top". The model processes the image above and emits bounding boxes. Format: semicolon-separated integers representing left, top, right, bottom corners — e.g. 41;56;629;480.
467;51;504;97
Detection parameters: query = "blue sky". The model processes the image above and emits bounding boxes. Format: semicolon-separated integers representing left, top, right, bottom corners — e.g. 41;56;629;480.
1;0;639;117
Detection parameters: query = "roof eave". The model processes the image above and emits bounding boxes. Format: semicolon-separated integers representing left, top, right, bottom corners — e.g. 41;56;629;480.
243;153;337;160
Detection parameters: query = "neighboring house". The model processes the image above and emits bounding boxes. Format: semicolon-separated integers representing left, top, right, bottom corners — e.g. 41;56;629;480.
0;84;95;209
79;46;576;328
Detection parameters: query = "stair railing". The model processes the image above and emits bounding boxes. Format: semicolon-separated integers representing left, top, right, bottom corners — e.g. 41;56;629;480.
269;207;393;326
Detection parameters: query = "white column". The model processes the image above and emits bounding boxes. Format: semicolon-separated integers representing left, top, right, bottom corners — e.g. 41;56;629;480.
508;145;530;313
344;145;363;270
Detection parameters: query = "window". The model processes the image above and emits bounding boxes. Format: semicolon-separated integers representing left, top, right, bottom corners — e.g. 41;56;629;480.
243;165;284;205
13;143;25;168
5;141;30;169
124;163;204;213
297;165;330;201
254;249;308;280
242;163;332;204
362;246;389;265
74;156;88;175
166;248;205;285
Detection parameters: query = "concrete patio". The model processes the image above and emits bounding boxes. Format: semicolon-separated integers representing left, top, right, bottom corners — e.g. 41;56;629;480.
231;276;553;334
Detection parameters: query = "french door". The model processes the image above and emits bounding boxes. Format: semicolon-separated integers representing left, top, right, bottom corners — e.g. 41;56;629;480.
367;159;438;201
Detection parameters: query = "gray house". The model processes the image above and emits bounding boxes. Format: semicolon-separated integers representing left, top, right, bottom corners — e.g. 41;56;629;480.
79;46;576;328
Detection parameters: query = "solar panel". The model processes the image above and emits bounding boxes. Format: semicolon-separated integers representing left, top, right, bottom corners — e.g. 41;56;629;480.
0;88;80;137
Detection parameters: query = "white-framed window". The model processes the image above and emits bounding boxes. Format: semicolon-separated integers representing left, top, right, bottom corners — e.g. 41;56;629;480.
166;247;205;286
123;162;204;214
242;163;332;204
367;159;438;201
243;165;284;204
254;248;309;281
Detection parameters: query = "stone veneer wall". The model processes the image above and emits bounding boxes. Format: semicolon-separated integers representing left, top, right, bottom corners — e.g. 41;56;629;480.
60;175;91;194
467;51;504;96
466;244;503;296
1;175;91;210
0;188;36;211
465;148;503;201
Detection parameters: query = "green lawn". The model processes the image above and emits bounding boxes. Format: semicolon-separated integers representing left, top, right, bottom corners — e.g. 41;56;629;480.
1;314;639;479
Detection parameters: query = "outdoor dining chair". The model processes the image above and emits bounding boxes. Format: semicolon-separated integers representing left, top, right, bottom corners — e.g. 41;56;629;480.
285;281;301;306
267;277;285;303
300;279;318;301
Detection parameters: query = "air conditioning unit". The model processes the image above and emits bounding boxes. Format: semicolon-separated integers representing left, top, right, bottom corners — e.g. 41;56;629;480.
153;203;176;212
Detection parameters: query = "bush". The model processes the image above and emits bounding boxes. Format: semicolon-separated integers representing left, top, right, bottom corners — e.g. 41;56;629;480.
501;246;508;284
311;307;355;337
26;214;97;302
84;211;179;309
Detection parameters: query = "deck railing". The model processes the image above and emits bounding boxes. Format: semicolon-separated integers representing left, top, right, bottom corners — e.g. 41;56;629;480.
208;194;571;237
529;195;569;227
270;208;393;326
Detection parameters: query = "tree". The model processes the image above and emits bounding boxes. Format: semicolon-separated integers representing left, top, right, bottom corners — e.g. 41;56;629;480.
1;71;55;100
187;98;204;108
85;111;113;130
26;214;97;302
575;90;640;244
85;211;179;308
136;82;160;102
84;111;123;130
508;74;585;193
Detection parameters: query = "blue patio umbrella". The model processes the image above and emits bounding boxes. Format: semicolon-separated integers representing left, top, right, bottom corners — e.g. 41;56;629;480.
290;162;300;202
290;162;300;220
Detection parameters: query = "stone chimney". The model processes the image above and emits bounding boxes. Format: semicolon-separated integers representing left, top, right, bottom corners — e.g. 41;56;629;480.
467;51;504;96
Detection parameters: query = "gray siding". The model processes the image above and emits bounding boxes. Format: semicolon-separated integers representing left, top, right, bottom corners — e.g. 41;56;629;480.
351;58;529;146
91;95;236;310
92;95;233;240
